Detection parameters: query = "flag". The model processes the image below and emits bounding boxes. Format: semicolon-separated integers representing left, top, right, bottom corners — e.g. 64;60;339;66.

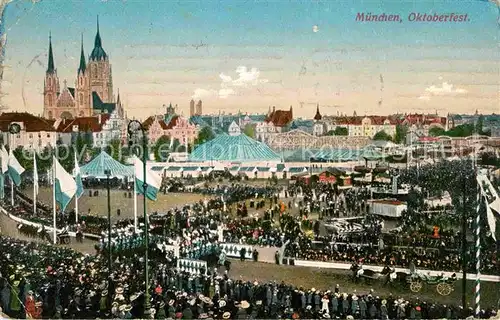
33;153;39;196
134;156;161;201
7;148;25;186
0;145;8;173
477;172;499;241
54;156;77;211
74;152;84;199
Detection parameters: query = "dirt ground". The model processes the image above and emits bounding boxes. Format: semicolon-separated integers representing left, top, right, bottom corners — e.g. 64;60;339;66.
20;187;208;222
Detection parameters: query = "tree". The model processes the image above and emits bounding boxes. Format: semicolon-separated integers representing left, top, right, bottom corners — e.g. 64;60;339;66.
373;130;392;141
333;127;348;136
153;135;171;162
243;124;255;138
429;127;446;137
394;125;408;144
194;127;215;146
105;139;122;162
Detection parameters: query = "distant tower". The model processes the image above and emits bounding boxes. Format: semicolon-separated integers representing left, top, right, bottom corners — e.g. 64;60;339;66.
88;16;113;104
75;33;91;117
190;99;195;117
43;33;60;119
314;104;322;121
196;100;202;115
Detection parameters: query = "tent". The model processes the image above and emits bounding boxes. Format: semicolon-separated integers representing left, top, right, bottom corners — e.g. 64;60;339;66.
79;151;134;179
189;133;281;162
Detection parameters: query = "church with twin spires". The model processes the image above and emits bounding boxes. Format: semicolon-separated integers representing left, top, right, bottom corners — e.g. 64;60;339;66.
43;17;123;120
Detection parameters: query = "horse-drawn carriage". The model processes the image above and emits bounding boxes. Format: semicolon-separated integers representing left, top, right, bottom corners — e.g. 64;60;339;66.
350;263;408;284
408;262;456;296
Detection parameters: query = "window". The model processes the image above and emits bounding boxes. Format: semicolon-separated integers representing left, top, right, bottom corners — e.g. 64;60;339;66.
47;133;50;138
29;134;33;139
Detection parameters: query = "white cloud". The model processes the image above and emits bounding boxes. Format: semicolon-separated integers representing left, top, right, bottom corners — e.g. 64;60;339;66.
218;88;236;99
418;95;430;101
192;88;217;99
424;82;467;95
193;66;268;99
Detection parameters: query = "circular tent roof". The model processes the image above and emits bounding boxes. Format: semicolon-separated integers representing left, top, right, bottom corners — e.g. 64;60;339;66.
189;133;281;162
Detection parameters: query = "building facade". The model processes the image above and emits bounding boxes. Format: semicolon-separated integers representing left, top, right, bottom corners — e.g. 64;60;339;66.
256;106;293;143
143;114;198;146
43;18;124;120
0;112;57;151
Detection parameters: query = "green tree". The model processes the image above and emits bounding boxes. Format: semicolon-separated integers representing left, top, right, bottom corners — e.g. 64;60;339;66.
194;127;215;146
394;125;408;144
429;126;446;137
153;135;171;162
105;139;122;162
373;130;392;141
243;124;255;138
333;127;348;136
475;115;484;135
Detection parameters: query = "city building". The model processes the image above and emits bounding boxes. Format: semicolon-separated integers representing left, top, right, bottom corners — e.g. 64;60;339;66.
328;115;397;138
189;99;203;117
143;113;198;146
255;106;293;143
43;17;124;120
0;112;57;151
55;113;118;148
228;121;241;136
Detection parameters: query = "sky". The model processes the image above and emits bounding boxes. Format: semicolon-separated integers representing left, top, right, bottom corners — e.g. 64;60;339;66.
1;0;499;120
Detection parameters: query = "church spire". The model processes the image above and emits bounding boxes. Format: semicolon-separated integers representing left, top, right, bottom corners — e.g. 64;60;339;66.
47;32;55;73
90;15;107;61
95;15;102;48
117;89;120;104
314;103;322;121
78;33;86;74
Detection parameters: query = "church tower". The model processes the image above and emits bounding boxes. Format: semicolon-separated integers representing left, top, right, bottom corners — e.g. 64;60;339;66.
43;33;60;119
75;34;91;117
88;16;113;105
189;99;195;117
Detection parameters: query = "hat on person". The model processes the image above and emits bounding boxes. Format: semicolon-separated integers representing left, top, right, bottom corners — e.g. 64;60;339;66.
119;305;126;312
346;316;354;320
169;299;175;306
124;305;132;312
381;300;387;305
222;312;231;319
219;300;226;308
352;295;358;301
256;300;262;306
199;313;209;319
115;287;124;294
240;300;250;309
323;313;331;319
13;280;20;287
130;293;140;302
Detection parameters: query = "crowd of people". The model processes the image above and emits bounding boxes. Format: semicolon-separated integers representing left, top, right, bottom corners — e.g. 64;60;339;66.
2;236;497;319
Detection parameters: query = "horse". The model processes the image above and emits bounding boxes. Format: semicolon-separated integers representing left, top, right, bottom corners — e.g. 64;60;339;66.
380;266;409;286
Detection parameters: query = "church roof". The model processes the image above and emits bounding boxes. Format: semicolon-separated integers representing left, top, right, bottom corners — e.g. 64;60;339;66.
92;92;115;113
47;33;55;73
78;34;86;74
314;105;322;120
265;107;293;127
89;16;107;61
0;112;55;132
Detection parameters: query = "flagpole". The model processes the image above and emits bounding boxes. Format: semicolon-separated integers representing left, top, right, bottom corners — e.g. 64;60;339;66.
9;136;13;206
33;153;36;215
53;157;57;245
473;139;481;317
74;153;79;224
133;169;138;232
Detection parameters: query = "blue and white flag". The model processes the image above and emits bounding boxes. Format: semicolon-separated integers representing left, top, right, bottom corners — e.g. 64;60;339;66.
74;152;84;199
54;156;77;211
134;156;161;201
1;145;8;173
8;148;25;186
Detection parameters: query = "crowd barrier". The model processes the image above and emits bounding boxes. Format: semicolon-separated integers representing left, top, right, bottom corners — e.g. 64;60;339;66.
177;258;207;275
0;207;100;241
220;243;254;259
293;260;500;282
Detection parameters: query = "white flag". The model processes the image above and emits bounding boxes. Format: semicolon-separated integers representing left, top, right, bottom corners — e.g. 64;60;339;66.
1;145;9;173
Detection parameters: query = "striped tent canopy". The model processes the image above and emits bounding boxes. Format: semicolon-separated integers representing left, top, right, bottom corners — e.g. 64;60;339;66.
79;150;133;179
189;133;281;162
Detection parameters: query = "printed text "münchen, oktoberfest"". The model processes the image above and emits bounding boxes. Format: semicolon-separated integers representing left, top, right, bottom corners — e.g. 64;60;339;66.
356;13;469;23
